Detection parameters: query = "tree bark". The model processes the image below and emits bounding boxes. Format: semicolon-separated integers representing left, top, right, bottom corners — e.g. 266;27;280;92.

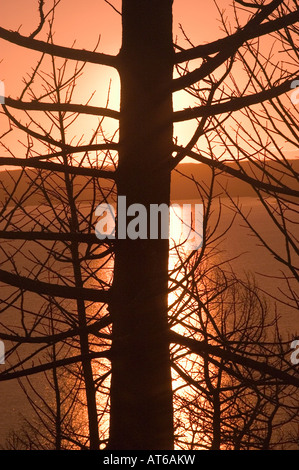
108;0;174;450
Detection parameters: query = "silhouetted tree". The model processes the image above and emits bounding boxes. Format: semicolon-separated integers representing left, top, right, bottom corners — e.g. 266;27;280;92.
0;0;298;450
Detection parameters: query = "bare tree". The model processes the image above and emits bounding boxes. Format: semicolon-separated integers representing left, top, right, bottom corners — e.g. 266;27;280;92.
0;0;298;450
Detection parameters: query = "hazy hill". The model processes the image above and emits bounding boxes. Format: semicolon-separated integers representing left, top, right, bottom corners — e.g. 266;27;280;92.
0;159;298;205
171;159;299;200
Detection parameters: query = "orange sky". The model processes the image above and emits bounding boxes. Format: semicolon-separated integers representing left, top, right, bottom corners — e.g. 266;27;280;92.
0;0;224;95
0;0;229;164
0;1;297;165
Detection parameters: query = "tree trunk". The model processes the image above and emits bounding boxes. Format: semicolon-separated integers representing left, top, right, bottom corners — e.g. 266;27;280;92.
108;0;174;450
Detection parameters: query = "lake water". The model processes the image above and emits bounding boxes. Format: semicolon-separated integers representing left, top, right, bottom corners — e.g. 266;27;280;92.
0;196;298;448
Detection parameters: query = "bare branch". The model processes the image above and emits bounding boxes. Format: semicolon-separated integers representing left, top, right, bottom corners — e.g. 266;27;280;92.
0;231;111;244
0;156;117;179
0;351;110;382
170;331;299;387
175;9;299;64
4;97;120;120
0;26;119;68
104;0;121;15
0;268;111;303
0;316;111;344
173;79;297;122
29;0;46;39
173;0;297;91
172;144;299;198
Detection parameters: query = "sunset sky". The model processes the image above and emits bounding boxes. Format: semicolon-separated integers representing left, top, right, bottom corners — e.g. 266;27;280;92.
0;0;297;162
0;0;223;98
0;2;298;451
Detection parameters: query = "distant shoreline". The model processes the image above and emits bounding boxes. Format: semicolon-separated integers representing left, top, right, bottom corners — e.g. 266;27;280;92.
0;159;298;205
